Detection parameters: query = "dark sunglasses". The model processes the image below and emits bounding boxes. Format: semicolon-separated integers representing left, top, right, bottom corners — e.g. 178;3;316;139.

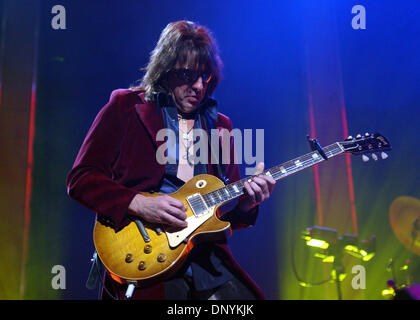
169;68;212;85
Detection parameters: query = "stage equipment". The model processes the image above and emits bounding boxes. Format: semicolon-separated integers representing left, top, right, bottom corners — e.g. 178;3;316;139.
381;196;420;299
383;279;420;300
389;196;420;256
291;133;388;299
345;235;376;262
301;226;376;300
303;226;338;250
393;282;420;300
302;227;376;263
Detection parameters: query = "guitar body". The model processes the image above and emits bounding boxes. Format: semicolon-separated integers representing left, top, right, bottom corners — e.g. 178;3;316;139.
93;174;231;285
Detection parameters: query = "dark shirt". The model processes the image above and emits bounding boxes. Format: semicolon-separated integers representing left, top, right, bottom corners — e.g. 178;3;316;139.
156;93;234;291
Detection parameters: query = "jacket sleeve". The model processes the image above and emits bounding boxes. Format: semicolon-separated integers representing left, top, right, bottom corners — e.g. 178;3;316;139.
66;90;138;231
216;115;259;230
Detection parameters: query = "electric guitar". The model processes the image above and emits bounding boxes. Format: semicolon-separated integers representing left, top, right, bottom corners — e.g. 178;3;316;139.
93;132;391;286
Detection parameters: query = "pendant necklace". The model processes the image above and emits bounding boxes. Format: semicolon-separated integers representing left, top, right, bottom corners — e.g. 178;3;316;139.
178;116;195;165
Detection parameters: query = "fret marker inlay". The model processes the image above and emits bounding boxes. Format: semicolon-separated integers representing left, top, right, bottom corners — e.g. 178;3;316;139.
201;142;345;211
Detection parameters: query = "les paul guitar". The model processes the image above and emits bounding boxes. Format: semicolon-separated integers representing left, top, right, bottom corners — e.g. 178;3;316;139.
93;132;391;287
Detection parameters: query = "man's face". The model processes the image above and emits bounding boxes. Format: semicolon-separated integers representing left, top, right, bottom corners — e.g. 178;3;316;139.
167;62;210;114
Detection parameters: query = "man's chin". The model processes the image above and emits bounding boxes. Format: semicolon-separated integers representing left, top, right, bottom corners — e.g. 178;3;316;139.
180;102;199;114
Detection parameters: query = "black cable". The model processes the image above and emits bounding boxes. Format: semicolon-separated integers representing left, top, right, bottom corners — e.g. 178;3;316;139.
94;258;119;300
290;230;331;287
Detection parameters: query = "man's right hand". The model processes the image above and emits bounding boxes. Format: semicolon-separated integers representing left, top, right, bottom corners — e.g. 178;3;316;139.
128;194;188;228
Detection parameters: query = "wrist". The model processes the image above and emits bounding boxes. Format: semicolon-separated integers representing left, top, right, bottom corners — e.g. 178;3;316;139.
128;193;146;214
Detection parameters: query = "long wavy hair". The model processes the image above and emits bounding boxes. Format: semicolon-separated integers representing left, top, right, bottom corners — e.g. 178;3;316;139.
132;20;223;101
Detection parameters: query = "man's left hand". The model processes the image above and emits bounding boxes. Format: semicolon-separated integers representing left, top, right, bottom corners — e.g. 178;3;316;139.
237;162;276;212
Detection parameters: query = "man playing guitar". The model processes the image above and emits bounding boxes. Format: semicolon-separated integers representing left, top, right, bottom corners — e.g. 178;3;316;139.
66;20;275;300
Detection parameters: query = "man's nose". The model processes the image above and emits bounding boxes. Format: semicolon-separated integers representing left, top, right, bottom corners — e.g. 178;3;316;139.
191;76;204;91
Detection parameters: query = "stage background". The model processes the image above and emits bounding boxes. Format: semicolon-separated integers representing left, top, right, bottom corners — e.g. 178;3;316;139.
0;0;418;299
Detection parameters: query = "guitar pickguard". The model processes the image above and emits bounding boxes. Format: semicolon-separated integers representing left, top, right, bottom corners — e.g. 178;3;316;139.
165;207;215;248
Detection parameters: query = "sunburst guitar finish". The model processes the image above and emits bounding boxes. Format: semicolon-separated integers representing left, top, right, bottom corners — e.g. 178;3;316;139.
93;174;231;285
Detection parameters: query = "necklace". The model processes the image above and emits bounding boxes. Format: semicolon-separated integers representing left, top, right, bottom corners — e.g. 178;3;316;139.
178;117;195;165
179;121;194;141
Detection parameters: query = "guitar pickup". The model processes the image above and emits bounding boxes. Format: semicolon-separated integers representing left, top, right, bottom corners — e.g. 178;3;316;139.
186;193;208;217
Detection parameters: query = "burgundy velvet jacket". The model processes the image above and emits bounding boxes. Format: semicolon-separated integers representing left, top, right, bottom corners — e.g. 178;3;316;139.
66;89;265;299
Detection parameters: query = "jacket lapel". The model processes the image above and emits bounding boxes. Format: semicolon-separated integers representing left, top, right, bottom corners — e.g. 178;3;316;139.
134;93;165;149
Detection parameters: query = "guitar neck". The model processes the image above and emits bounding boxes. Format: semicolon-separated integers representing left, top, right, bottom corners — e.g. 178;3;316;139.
202;142;344;208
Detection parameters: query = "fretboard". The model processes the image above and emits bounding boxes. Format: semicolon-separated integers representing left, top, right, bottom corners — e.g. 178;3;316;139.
201;142;344;208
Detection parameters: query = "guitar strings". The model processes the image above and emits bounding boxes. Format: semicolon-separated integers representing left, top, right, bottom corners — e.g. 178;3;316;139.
202;144;343;207
200;139;384;208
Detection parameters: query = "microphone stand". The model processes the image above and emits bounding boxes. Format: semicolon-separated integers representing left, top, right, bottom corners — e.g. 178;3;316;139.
332;245;344;300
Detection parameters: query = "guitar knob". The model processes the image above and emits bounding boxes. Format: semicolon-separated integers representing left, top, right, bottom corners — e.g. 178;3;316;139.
138;261;147;270
365;132;370;137
157;253;166;263
381;152;388;159
125;254;134;263
372;153;378;161
362;154;369;162
347;135;353;140
356;134;362;139
144;245;152;254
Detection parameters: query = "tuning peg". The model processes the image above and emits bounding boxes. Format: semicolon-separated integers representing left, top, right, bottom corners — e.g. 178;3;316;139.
356;134;362;139
372;153;378;161
362;154;370;162
381;152;388;160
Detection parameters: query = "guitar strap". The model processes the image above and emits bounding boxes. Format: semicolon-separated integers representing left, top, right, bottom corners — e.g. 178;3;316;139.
85;251;105;297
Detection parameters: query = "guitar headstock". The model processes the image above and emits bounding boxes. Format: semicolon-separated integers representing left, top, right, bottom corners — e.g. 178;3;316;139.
339;133;391;161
